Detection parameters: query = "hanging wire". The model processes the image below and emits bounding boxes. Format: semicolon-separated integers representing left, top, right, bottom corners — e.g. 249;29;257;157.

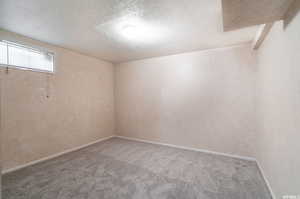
46;73;50;98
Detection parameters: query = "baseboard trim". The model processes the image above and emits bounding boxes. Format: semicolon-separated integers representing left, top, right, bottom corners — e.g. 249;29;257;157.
116;135;277;197
115;135;256;162
256;160;276;199
2;134;275;199
2;135;115;174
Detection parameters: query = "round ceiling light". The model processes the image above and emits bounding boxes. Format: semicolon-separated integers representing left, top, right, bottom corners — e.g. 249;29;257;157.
116;16;165;43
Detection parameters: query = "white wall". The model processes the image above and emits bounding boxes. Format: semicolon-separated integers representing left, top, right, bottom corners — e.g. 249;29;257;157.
2;11;300;197
0;30;115;171
115;44;258;157
255;13;300;198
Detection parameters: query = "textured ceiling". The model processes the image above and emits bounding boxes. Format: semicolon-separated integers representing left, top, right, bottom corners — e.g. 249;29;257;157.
0;0;258;63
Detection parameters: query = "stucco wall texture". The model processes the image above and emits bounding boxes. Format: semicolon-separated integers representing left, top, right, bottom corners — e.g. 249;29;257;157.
115;14;300;197
255;13;300;198
115;44;258;158
1;13;300;197
0;30;115;171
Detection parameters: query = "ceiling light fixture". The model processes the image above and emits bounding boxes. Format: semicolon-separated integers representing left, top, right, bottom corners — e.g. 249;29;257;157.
115;16;165;43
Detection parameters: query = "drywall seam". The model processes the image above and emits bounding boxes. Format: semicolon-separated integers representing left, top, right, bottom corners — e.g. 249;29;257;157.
115;136;256;162
2;135;116;174
256;160;276;199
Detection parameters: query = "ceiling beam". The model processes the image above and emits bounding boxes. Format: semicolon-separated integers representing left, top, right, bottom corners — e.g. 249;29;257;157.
222;0;294;31
284;0;300;28
252;23;274;50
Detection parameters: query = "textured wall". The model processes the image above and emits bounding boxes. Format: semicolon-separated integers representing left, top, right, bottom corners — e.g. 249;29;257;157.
115;44;258;157
255;14;300;198
0;30;115;171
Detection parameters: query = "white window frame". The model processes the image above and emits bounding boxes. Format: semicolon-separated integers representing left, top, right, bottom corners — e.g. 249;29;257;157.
0;40;55;74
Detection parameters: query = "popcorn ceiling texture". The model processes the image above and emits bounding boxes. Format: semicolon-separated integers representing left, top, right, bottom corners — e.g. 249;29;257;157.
0;0;258;62
1;4;300;197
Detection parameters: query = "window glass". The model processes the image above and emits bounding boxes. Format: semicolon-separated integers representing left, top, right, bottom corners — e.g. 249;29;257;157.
0;41;54;73
0;41;7;65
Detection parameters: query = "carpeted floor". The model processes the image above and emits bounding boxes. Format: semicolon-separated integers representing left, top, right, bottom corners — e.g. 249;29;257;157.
3;137;271;199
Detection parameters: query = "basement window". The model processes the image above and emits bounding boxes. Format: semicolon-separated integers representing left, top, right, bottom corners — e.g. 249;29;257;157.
0;40;54;73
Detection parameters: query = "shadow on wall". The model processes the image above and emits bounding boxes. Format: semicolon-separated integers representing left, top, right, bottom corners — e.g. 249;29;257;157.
284;0;300;29
1;68;2;199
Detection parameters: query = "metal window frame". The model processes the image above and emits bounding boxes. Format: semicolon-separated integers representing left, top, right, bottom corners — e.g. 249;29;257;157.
0;40;56;74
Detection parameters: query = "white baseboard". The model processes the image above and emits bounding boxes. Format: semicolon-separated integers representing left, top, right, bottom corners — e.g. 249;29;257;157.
256;160;276;199
116;135;276;198
116;136;277;198
2;134;274;199
2;135;115;174
115;135;256;162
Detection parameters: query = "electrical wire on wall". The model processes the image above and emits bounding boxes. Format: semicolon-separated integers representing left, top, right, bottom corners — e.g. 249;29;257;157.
46;73;50;98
